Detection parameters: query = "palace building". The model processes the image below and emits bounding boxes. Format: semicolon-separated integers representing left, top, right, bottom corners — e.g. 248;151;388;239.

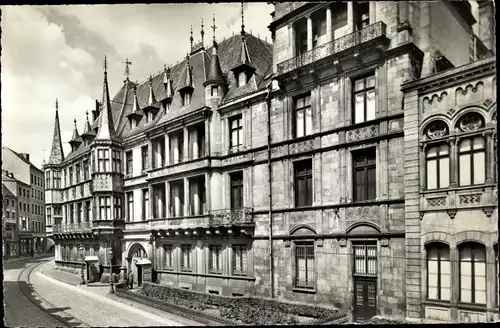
44;1;497;323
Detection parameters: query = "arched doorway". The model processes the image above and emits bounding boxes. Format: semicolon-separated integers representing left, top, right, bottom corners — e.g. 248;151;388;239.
127;243;148;287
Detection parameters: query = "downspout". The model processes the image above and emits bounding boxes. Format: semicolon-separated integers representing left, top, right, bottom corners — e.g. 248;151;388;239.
265;81;275;299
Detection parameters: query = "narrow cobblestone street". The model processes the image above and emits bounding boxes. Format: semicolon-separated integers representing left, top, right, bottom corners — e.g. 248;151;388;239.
3;258;200;327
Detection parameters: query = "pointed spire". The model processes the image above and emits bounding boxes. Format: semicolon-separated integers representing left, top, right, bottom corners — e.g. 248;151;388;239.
178;55;194;92
123;58;132;82
47;98;65;165
148;75;157;106
190;25;194;51
132;83;141;112
204;14;225;88
82;110;94;137
211;13;217;45
95;55;117;141
71;119;80;141
201;18;205;48
241;2;246;37
163;65;174;99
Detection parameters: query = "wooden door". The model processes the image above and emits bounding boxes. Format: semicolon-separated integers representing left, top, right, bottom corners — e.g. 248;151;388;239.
353;278;377;321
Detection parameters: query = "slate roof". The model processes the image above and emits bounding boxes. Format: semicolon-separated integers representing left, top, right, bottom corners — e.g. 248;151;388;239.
2;183;16;198
62;33;272;150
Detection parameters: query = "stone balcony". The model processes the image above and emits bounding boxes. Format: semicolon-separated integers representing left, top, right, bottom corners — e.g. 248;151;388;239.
276;21;388;76
53;221;93;234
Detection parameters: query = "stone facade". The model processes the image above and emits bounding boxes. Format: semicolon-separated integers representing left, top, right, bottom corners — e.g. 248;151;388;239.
42;1;496;323
402;57;497;323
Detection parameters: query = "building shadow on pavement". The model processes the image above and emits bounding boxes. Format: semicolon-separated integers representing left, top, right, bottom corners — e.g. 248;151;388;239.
10;280;86;327
3;256;54;271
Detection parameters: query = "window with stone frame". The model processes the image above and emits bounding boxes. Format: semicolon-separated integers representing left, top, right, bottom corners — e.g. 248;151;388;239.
211;85;218;97
75;163;81;183
426;144;450;190
352;148;376;202
229;114;243;152
426;243;451;301
55;171;61;188
141;146;149;171
294;241;315;289
456;113;486;186
113;196;122;220
125;151;133;176
69;166;74;185
209;245;223;274
230;171;244;209
46;171;51;189
142;189;149;221
352;74;375;124
83;160;89;181
459;242;486;304
181;90;192;106
294;159;313;207
232;245;248;276
180;244;193;272
85;201;91;221
126;192;133;222
294;93;312;138
99;196;111;220
97;149;110;172
164;244;174;271
354;2;370;31
112;150;121;173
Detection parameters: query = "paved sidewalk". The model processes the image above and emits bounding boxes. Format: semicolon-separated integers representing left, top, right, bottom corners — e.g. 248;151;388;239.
40;260;84;285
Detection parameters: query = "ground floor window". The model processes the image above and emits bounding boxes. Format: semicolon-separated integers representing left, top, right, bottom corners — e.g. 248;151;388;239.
209;245;223;274
181;244;193;272
164;244;174;271
294;241;315;289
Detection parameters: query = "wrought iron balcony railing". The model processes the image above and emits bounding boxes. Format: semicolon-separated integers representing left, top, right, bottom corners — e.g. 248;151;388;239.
276;21;387;76
209;207;254;226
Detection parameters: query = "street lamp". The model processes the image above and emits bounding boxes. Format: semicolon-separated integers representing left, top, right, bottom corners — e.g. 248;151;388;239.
108;249;114;294
79;245;85;285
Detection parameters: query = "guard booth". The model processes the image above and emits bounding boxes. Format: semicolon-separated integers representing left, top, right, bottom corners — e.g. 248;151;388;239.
84;256;100;282
135;258;152;287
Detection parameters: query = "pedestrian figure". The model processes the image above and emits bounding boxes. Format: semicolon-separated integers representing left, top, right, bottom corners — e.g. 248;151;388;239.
128;271;134;289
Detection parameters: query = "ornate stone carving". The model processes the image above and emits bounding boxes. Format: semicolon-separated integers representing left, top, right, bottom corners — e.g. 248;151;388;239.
482;206;494;217
427;197;446;207
209;208;254;226
289;139;314;154
339;238;347;247
446;209;457;219
381;238;389;247
459;194;481;205
455;81;483;96
426;120;449;139
422;91;448;112
458;112;484;132
419;212;424;220
346;125;379;142
289;211;316;225
317;239;323;247
345;206;380;220
284;239;291;248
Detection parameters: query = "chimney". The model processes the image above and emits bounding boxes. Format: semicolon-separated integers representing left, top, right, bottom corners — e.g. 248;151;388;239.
20;153;30;162
92;100;100;121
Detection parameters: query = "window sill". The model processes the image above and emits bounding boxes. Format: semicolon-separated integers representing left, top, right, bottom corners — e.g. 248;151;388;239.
421;183;497;195
293;287;317;294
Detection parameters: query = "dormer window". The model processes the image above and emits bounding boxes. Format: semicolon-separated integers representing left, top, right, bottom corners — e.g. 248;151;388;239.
182;91;192;106
211;86;218;97
237;72;247;87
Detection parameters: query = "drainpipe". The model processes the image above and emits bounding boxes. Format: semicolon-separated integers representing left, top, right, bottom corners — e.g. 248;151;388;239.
265;81;275;299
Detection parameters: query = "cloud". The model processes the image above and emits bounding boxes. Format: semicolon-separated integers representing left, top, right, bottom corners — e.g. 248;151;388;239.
1;3;273;168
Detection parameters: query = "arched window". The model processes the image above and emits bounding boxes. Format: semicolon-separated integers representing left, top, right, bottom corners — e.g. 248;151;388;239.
459;243;486;304
458;136;486;186
426;243;450;301
426;144;450;190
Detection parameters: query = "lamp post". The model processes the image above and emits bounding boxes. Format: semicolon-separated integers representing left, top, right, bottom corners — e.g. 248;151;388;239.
108;249;114;294
79;245;85;285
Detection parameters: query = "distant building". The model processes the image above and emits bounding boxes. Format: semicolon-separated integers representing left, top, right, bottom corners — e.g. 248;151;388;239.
2;174;19;259
2;147;47;254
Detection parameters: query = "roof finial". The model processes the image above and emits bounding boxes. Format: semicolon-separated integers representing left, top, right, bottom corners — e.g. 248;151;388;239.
86;111;89;121
190;25;194;50
104;55;108;74
123;58;132;81
55;98;59;111
241;2;245;36
74;118;77;127
211;13;217;45
201;18;205;47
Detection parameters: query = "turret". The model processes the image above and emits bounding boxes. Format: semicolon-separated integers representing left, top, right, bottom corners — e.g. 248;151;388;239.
127;83;143;129
162;65;175;113
69;119;82;152
231;4;256;87
203;14;227;107
142;75;160;122
81;111;96;146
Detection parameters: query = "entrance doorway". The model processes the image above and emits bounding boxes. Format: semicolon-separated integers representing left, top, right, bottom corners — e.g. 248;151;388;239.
353;278;377;321
137;265;143;286
127;243;148;287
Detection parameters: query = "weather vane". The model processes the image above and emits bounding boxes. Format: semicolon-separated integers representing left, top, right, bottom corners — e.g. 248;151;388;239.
104;55;108;72
212;13;217;44
123;58;132;80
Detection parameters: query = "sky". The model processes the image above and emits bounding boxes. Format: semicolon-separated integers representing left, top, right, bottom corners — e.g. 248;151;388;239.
1;3;274;169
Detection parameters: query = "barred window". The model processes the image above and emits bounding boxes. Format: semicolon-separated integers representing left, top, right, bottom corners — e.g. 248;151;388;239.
164;244;174;271
181;244;193;272
209;245;223;274
295;242;315;289
232;245;248;276
353;243;377;275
